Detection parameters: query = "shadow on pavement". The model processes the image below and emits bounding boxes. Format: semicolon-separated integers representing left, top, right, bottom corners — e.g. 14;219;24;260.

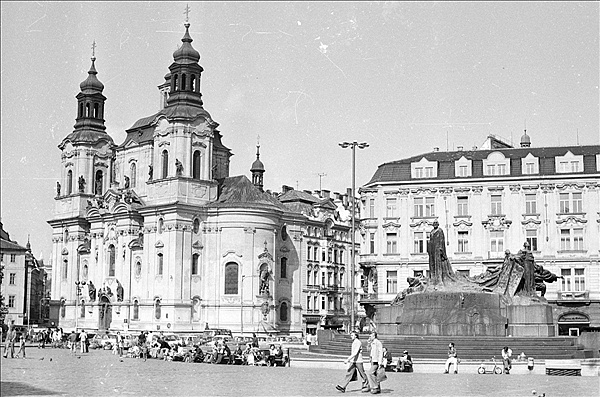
1;382;60;396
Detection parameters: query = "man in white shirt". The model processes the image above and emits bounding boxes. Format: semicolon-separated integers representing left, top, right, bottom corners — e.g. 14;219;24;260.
501;346;512;374
79;329;88;353
366;331;384;394
336;332;368;393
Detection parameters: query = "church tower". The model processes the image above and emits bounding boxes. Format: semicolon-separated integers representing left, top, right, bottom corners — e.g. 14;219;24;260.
251;141;265;192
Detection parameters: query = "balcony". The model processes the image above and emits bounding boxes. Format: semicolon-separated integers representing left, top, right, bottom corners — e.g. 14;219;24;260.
556;290;590;305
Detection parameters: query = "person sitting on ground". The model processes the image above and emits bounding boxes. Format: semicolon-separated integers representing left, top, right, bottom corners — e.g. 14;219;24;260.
382;347;393;371
267;344;278;366
444;342;459;374
242;343;252;365
232;344;244;365
191;345;205;363
501;346;512;374
396;350;413;372
274;344;284;365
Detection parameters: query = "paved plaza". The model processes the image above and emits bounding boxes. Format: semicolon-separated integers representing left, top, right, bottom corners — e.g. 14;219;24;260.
0;348;598;396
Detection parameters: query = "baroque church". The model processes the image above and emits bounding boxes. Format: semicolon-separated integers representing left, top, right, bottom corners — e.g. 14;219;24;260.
48;20;357;336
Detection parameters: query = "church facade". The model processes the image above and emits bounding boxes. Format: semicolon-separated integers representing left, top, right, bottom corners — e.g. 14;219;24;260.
48;21;357;336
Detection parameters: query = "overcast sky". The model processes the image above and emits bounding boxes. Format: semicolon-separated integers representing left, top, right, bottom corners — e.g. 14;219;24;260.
1;1;598;262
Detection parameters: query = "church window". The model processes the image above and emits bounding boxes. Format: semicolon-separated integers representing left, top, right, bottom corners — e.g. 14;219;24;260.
108;245;116;277
154;299;161;319
95;170;103;195
280;302;289;322
60;300;66;318
158;218;164;234
193;151;201;179
86;102;91;117
67;170;73;195
190;75;196;91
224;262;238;294
192;254;199;275
78;103;83;118
173;74;178;91
135;261;142;277
157;253;164;275
82;263;88;280
133;300;139;320
161;150;169;179
62;259;68;280
280;257;287;279
93;103;99;118
80;300;85;318
193;218;200;234
181;74;187;90
130;163;136;187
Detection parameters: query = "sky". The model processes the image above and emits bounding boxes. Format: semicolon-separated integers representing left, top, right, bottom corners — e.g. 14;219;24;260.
1;1;599;263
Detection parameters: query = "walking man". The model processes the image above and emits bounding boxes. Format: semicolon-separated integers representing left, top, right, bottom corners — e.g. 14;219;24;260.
335;331;368;393
80;329;88;353
366;331;383;394
3;323;16;358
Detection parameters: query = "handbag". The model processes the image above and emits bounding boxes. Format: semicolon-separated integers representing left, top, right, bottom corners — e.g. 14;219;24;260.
350;367;358;382
376;367;387;382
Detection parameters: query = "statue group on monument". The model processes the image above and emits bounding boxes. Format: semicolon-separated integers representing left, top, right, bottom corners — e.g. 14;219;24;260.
393;221;562;305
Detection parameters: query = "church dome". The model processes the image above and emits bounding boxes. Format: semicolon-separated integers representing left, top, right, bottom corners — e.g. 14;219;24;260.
79;58;104;93
251;158;265;172
520;131;531;147
173;23;200;64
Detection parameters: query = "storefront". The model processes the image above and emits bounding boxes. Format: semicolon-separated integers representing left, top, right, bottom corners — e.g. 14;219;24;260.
557;312;590;336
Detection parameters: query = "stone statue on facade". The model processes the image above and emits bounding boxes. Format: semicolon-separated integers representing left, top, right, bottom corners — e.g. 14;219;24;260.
175;159;183;176
78;176;86;193
124;176;130;189
116;280;124;302
88;280;96;301
56;181;61;197
259;268;271;295
148;165;153;180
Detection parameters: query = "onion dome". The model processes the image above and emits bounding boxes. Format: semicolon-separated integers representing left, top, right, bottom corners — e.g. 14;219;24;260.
520;130;531;147
79;57;104;93
173;22;200;64
251;144;265;172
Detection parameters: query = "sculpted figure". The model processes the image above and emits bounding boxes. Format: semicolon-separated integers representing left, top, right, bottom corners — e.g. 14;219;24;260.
259;268;271;295
148;165;153;180
175;159;183;176
516;241;535;296
78;176;86;193
88;281;96;301
427;221;456;286
116;280;124;302
56;181;61;196
534;264;563;297
124;176;130;189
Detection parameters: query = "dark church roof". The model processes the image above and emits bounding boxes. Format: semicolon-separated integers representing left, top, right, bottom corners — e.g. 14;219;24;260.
209;175;287;211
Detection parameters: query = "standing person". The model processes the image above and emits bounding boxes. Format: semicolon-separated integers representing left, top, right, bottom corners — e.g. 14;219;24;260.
501;346;513;374
251;333;259;348
366;331;384;394
80;329;88;353
335;331;368;393
444;342;458;374
15;335;26;359
68;331;78;354
116;332;124;357
3;322;16;358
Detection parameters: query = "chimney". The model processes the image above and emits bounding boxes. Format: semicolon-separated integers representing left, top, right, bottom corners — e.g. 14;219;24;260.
433;147;440;152
333;192;340;201
457;146;463;151
321;189;330;199
313;190;321;198
472;146;478;150
281;185;293;194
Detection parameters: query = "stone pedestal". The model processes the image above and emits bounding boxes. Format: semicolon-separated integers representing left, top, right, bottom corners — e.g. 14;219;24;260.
381;292;507;336
507;304;555;337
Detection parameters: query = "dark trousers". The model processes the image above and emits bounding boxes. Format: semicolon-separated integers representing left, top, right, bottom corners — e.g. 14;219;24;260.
367;362;380;391
340;362;368;389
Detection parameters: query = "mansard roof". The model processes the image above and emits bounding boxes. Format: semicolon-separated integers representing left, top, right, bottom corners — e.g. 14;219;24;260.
210;175;287;211
366;144;600;185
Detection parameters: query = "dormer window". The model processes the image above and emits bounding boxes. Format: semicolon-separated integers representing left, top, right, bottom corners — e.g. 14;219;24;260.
411;158;438;179
555;151;583;173
483;152;510;176
522;153;539;175
455;156;472;177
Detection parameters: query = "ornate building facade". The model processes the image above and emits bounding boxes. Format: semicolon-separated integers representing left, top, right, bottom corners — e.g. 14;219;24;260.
48;21;358;336
359;134;600;335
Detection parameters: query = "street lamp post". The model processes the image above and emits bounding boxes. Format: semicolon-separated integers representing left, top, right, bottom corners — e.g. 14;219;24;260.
240;275;260;336
74;280;86;331
339;141;369;333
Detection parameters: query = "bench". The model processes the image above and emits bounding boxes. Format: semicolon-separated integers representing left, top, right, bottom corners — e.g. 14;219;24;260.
545;359;581;376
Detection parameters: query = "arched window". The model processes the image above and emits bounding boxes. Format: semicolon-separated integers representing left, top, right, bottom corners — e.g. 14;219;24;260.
94;103;99;118
157;253;163;275
162;150;169;179
79;103;83;118
181;74;187;90
80;299;85;318
173;74;178;91
154;299;161;319
192;253;199;275
130;163;136;188
280;257;287;279
190;75;196;91
224;262;238;294
133;300;139;320
82;262;88;280
158;218;164;234
95;170;103;195
62;259;68;280
135;261;142;277
193;218;200;234
280;302;288;322
67;170;73;195
192;297;200;322
60;300;66;318
108;245;116;277
192;151;201;179
86;102;91;117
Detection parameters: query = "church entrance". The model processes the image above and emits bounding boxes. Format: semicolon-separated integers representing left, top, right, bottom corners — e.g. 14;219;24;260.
98;296;112;331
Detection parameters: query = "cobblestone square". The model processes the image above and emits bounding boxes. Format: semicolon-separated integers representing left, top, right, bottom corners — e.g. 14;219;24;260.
1;348;598;396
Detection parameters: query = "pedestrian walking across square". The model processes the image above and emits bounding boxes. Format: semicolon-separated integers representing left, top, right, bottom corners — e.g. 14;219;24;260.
335;331;368;393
